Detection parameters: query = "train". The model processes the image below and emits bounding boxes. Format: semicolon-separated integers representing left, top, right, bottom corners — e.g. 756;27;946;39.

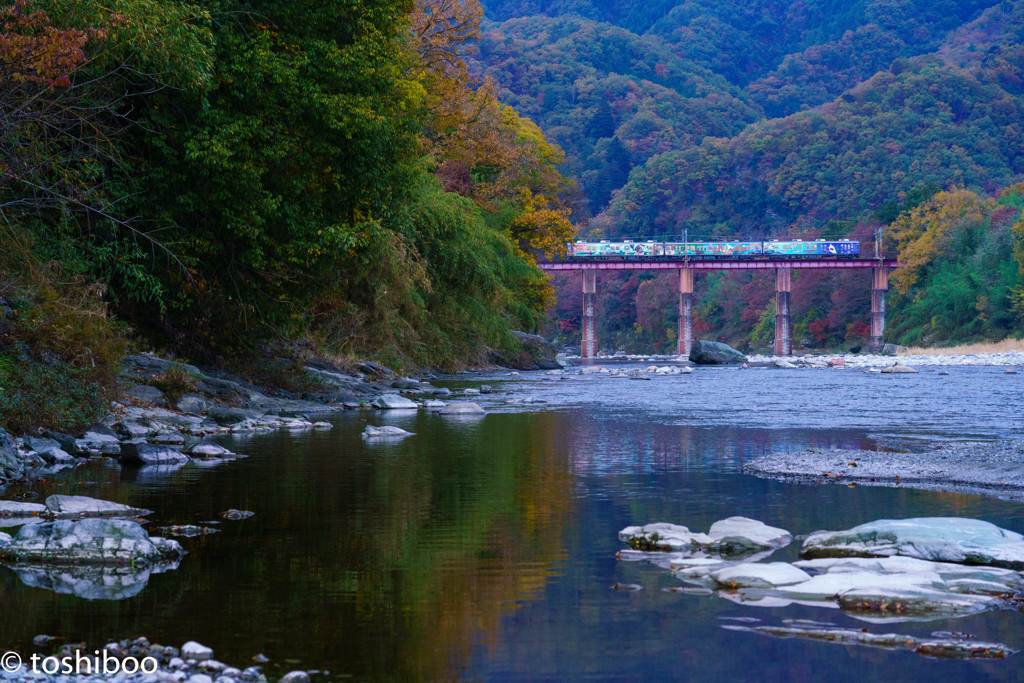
566;239;860;260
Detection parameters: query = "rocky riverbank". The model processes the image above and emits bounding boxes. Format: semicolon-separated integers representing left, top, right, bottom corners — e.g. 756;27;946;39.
744;441;1024;501
1;635;312;683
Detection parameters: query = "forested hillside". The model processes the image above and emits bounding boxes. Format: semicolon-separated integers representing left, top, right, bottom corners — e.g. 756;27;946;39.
473;0;1024;352
0;0;574;429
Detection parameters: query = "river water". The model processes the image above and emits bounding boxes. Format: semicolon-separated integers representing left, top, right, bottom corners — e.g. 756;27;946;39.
2;364;1024;681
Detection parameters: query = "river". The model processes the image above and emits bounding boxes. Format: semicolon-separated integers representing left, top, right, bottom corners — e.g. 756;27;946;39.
2;363;1024;681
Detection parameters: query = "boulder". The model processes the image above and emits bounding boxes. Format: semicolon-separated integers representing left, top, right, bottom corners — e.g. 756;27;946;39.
44;495;152;519
0;518;183;566
206;406;254;426
120;354;202;381
120;442;190;466
181;641;214;661
371;394;418;410
37;447;75;464
0;427;25;480
689;340;747;365
124;384;166;404
361;425;414;439
707;517;792;550
618;523;714;551
23;436;61;453
505;331;562;370
801;517;1024;569
438;402;486;415
188;442;234;458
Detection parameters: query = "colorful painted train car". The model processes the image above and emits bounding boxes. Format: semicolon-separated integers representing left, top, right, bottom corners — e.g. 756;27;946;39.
567;239;859;260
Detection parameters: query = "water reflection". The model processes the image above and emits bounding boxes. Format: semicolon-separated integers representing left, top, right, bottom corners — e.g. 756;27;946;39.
0;367;1020;680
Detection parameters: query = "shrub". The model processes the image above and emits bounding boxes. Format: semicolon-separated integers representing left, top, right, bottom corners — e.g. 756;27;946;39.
147;366;199;405
0;357;108;434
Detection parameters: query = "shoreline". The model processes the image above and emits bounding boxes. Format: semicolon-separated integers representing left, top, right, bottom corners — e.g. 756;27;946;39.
744;441;1024;502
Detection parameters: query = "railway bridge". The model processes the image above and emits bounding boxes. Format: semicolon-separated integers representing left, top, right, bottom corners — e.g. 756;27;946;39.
538;258;899;358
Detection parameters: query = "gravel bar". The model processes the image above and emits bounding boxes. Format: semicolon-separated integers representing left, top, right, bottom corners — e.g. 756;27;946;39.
744;441;1024;502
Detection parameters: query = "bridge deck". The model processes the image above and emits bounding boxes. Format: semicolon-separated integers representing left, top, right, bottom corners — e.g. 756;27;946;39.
539;258;898;271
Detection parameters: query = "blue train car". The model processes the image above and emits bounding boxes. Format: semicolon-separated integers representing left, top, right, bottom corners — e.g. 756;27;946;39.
567;239;859;260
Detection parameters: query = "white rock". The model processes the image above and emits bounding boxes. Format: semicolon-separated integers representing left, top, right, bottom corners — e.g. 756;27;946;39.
181;641;213;661
710;562;812;589
708;517;792;549
438;402;486;415
361;425;414;439
802;517;1024;569
371;394;418;409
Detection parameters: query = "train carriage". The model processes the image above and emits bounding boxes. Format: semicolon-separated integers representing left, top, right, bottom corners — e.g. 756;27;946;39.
568;239;859;260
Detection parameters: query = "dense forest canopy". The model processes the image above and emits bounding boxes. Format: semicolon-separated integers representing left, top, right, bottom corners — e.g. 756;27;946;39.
470;0;1024;351
0;0;580;430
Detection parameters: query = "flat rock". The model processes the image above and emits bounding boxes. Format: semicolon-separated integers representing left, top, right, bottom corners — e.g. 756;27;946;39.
618;523;714;551
45;495;151;519
371;394;418;409
189;442;234;458
881;364;918;374
707;517;792;550
120;442;191;466
801;517;1024;569
710;562;812;589
362;425;414;438
0;518;183;566
125;384;166;404
438;402;486;415
0;500;47;517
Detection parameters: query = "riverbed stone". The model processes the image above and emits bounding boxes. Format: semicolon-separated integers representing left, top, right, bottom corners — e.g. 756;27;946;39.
707;517;792;550
371;394;418;409
438;402;486;415
121;442;191;466
37;446;75;463
189;442;234;458
44;495;151;518
0;518;183;565
689;340;747;365
618;523;714;551
0;500;47;517
881;364;918;374
279;672;310;683
362;425;414;438
177;393;213;414
801;517;1024;569
181;641;214;661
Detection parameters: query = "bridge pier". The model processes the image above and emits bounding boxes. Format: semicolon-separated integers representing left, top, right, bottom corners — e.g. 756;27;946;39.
774;268;792;356
678;268;694;356
582;270;597;358
870;267;888;352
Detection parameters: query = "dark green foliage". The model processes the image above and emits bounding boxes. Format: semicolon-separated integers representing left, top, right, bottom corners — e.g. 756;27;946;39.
0;357;108;434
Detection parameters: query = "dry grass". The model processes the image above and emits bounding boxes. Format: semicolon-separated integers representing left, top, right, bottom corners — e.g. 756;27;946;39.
902;339;1024;355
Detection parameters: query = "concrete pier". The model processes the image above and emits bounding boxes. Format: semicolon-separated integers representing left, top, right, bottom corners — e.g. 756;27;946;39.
774;268;792;356
870;267;888;352
582;270;597;358
678;268;694;356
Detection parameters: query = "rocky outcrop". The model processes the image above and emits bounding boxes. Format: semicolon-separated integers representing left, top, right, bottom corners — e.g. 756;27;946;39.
503;331;562;370
800;517;1024;569
689;340;747;365
44;495;151;519
0;427;25;480
0;518;183;566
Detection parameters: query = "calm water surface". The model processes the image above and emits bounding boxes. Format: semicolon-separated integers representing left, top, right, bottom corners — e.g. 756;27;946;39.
2;364;1024;681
